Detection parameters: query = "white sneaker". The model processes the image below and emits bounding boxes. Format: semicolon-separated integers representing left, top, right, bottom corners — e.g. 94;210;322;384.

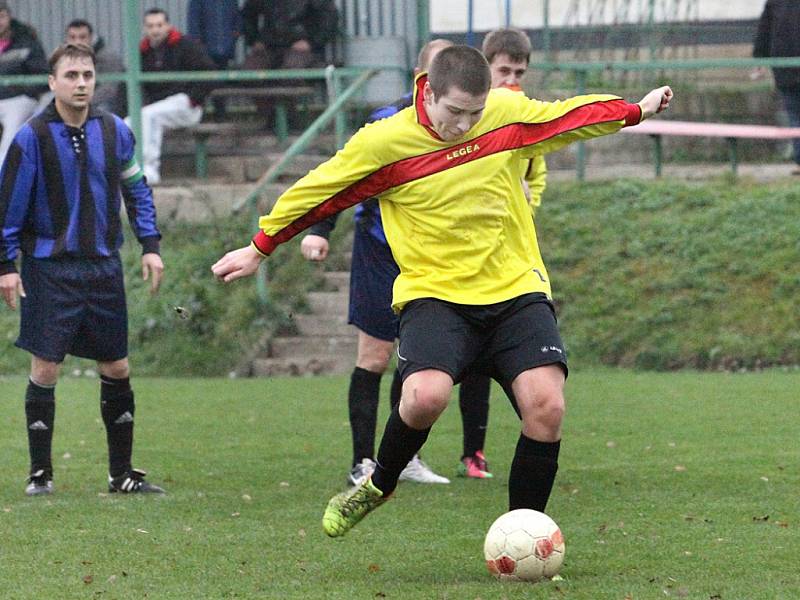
346;458;376;487
399;454;450;484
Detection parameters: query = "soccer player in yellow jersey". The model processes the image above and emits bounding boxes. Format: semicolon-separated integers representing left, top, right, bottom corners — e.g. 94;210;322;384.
212;45;672;538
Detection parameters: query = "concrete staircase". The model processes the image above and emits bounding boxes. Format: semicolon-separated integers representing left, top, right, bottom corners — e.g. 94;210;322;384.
248;271;357;376
155;125;360;377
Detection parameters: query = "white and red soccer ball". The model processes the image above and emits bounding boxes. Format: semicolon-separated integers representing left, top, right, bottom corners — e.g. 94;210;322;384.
484;509;565;582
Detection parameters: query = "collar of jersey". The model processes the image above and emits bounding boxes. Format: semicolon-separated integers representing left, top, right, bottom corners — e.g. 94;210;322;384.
413;72;443;141
41;99;102;123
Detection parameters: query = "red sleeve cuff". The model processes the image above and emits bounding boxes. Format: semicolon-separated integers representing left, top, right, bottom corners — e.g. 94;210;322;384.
251;230;276;257
624;103;643;127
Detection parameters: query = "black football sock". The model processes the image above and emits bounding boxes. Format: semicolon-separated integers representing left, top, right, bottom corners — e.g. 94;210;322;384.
371;405;431;496
389;368;402;411
25;379;56;477
348;367;382;466
508;434;560;512
459;373;491;457
100;376;135;478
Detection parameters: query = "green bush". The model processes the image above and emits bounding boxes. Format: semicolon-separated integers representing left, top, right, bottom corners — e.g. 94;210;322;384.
539;178;800;370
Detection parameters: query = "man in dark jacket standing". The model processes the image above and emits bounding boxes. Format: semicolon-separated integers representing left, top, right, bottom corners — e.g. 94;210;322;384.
187;0;241;120
753;0;800;173
130;7;215;184
0;1;48;166
241;0;339;69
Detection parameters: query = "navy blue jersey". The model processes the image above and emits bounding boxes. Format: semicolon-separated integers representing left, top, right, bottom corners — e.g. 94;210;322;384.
0;102;160;276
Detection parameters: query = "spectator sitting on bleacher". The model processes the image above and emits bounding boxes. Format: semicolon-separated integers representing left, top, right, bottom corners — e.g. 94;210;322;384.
0;1;48;167
131;7;215;185
187;0;241;121
65;19;126;117
241;0;339;70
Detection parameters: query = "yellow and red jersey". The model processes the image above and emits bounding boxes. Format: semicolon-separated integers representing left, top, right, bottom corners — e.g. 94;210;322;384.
252;73;641;311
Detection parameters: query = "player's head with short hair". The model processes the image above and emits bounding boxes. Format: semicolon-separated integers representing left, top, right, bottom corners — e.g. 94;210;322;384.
482;28;532;90
482;28;531;66
416;38;454;73
0;1;11;37
66;19;94;45
49;42;96;75
423;45;490;142
144;7;171;47
48;43;96;112
427;45;491;99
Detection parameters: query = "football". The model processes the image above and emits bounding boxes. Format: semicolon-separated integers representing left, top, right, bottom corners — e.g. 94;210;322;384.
483;509;565;582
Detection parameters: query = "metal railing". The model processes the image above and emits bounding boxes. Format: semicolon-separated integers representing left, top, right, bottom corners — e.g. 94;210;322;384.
228;68;378;304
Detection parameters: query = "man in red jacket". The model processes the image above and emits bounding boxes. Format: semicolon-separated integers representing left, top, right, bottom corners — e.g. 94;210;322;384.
130;7;215;184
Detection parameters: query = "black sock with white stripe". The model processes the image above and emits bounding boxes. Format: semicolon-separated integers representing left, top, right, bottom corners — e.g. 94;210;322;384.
100;376;135;478
25;379;55;477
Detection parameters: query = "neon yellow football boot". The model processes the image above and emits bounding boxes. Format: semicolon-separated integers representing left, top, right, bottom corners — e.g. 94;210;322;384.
323;477;386;537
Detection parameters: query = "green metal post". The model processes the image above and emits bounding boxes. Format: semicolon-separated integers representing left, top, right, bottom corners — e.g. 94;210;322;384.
576;69;586;182
274;103;289;143
648;0;657;62
195;137;208;178
333;69;346;149
417;0;430;45
123;1;143;166
727;138;738;176
651;134;663;177
543;0;551;62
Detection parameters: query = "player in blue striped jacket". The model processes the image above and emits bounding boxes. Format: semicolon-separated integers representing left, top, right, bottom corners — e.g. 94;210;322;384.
0;43;166;496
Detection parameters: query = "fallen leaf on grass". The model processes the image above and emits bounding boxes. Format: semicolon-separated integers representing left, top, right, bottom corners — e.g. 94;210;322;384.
368;564;380;573
82;575;93;585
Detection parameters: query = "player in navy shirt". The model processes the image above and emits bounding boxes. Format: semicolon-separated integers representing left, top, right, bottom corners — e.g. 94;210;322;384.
0;43;165;496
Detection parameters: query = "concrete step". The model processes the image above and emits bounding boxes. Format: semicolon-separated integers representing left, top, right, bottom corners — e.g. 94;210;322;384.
249;355;349;377
292;314;352;337
307;291;349;314
269;335;356;360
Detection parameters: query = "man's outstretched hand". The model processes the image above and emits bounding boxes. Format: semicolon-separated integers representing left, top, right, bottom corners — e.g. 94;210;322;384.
211;245;263;283
638;86;673;119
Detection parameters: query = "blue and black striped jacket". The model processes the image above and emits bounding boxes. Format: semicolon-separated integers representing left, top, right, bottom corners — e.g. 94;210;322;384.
0;102;160;276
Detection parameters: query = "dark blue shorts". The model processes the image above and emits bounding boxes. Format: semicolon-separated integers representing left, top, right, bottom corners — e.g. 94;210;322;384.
16;255;129;363
348;224;400;342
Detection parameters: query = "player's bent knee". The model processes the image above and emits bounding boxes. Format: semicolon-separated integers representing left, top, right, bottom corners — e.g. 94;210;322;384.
98;358;130;380
401;370;452;418
30;358;61;386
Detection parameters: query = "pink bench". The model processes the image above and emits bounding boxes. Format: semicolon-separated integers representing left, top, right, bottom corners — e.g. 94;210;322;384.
622;119;800;176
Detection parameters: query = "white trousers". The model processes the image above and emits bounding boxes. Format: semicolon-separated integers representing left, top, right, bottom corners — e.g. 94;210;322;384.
126;93;202;184
0;94;39;167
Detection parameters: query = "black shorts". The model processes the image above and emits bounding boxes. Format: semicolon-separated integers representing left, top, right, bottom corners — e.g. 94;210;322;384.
15;255;129;363
396;293;567;388
348;223;400;342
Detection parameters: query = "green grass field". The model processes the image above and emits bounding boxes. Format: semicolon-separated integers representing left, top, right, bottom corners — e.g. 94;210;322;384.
0;369;797;599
